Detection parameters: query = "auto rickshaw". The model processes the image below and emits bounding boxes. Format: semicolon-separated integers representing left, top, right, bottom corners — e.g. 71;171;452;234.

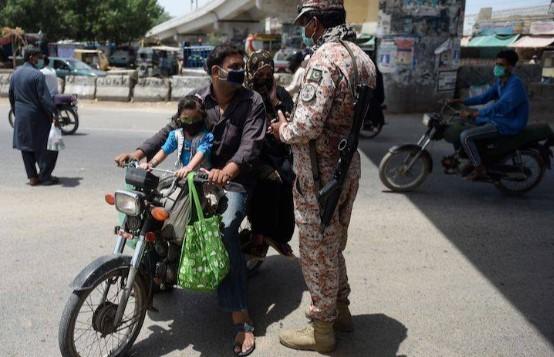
73;49;109;71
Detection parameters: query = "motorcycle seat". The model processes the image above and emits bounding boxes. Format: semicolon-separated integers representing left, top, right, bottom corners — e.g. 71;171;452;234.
53;94;75;106
481;123;554;149
444;121;554;149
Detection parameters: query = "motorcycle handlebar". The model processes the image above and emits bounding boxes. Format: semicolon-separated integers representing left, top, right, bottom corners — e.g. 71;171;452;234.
122;160;245;193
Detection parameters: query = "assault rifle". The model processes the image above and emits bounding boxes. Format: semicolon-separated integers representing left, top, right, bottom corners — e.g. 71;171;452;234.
317;84;373;231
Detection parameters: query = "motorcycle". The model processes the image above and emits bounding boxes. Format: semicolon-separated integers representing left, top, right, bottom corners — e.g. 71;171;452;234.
58;163;270;357
9;94;79;135
379;102;554;194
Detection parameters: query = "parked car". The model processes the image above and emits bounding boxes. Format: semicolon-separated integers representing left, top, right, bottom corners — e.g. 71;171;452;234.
109;48;136;68
47;57;106;78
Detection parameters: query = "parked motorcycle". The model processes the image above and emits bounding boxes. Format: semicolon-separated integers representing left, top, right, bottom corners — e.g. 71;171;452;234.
379;102;554;194
58;163;268;356
9;94;79;135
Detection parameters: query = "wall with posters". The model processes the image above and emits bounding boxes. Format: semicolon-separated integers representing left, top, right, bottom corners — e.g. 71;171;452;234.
377;0;466;112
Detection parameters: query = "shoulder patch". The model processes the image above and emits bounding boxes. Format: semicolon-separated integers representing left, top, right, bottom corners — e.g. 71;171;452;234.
300;84;317;103
308;68;323;84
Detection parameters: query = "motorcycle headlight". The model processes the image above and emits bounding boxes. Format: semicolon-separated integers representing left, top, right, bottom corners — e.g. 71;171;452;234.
422;113;432;127
115;191;142;216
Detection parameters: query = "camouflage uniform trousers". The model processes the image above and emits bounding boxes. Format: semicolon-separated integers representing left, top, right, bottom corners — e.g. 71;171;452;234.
294;167;360;323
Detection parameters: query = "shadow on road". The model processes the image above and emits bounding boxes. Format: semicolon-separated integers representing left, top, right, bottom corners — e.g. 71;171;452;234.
68;132;89;137
131;254;408;356
59;176;83;188
359;116;554;346
131;256;305;356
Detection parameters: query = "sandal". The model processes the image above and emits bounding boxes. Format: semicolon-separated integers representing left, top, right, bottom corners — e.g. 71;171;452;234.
265;237;294;257
233;322;256;357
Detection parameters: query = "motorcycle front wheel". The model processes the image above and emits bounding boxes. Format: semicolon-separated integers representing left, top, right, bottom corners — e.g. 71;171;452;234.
8;109;14;128
495;149;545;195
58;266;147;357
379;147;431;192
58;108;79;135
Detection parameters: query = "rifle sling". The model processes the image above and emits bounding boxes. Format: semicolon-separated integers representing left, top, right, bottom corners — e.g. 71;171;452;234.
309;40;359;200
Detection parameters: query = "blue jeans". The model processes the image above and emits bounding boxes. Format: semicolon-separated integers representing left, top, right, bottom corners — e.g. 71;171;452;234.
217;191;248;312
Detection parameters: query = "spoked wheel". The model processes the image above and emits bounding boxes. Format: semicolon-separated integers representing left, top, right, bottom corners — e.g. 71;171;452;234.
58;267;147;357
58;108;79;135
379;147;432;192
360;122;383;139
8;109;14;128
495;149;545;195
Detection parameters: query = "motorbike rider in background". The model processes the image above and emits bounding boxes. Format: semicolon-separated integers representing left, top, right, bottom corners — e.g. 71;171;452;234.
450;50;529;180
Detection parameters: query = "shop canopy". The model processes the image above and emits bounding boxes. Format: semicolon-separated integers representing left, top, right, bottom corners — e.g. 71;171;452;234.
509;36;554;48
467;34;520;47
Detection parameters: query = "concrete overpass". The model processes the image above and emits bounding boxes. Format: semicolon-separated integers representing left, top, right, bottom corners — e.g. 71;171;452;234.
146;0;297;43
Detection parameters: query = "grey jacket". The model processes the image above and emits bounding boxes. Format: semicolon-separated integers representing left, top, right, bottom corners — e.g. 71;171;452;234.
139;85;267;187
11;63;55;152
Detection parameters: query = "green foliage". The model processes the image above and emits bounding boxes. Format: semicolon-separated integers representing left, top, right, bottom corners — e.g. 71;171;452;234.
0;0;166;43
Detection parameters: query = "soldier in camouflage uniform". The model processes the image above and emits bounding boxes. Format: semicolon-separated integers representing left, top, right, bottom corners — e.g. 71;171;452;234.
270;0;376;352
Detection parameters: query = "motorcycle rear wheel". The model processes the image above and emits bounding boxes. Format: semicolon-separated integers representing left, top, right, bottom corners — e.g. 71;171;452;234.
8;109;14;128
495;149;545;195
379;147;431;192
58;267;147;357
58;108;79;135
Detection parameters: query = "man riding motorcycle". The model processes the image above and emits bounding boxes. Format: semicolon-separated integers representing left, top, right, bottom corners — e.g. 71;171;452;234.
451;49;529;180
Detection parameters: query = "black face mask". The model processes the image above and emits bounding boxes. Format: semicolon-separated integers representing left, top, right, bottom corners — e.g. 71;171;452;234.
253;77;273;95
182;121;204;136
217;67;245;87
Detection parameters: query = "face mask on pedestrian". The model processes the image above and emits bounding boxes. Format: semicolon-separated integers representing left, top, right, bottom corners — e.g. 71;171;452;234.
493;64;507;78
302;18;316;48
216;66;245;88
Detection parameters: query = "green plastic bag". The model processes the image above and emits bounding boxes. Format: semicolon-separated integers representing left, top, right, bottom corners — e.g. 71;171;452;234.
177;173;230;291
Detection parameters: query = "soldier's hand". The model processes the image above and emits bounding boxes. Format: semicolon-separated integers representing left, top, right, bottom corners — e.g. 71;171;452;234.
269;110;288;141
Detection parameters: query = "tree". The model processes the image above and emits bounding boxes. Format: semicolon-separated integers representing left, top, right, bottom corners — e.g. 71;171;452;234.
0;0;73;40
0;0;166;43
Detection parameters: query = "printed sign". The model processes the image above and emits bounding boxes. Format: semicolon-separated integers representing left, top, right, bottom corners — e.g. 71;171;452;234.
378;40;397;73
437;70;458;93
395;37;416;68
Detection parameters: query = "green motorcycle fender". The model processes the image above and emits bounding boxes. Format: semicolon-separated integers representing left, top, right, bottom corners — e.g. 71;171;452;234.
388;144;433;173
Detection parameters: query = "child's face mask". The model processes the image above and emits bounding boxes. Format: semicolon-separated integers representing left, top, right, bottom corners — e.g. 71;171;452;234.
178;115;204;136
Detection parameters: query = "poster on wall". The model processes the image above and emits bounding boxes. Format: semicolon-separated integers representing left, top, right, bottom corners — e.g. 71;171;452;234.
437;70;458;93
378;40;397;73
394;37;415;68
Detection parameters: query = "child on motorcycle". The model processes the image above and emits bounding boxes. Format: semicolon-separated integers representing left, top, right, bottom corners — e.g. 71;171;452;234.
140;95;213;177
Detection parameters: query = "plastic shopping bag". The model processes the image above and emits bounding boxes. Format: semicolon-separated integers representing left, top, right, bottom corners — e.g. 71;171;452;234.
47;124;65;151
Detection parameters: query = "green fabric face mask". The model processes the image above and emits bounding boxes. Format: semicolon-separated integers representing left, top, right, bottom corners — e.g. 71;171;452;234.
493;65;506;78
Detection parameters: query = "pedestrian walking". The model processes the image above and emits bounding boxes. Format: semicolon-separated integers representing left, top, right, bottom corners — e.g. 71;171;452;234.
270;0;376;352
10;46;59;186
40;56;59;97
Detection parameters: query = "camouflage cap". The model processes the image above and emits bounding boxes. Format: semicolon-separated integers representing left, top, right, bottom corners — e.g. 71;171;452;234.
295;0;345;24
